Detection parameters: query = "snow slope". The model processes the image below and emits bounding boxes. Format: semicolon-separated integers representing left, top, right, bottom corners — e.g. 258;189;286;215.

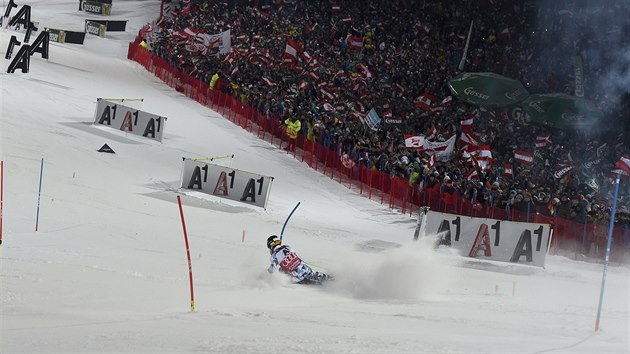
0;1;628;353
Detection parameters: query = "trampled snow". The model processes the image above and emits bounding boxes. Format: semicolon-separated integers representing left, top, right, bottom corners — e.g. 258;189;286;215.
0;1;628;353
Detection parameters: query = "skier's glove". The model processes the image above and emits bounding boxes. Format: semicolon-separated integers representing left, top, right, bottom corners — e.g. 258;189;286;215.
267;265;275;273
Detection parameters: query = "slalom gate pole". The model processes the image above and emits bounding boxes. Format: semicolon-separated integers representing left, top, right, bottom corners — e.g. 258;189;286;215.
280;202;301;242
177;195;195;312
0;160;3;245
595;174;621;331
35;158;43;232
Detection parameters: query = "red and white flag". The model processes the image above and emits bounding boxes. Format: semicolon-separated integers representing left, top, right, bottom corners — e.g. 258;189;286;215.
356;64;372;79
514;150;534;164
346;34;364;50
426;154;435;170
474;145;493;160
535;134;552;148
471;145;493;170
504;162;513;178
441;96;453;105
404;135;425;148
283;38;303;66
614;155;630;176
426;123;437;140
416;92;435;110
460;114;474;133
261;77;275;86
320;86;336;100
465;168;479;181
460;131;479;147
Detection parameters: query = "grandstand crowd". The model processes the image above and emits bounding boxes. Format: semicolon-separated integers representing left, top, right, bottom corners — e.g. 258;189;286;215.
145;0;630;259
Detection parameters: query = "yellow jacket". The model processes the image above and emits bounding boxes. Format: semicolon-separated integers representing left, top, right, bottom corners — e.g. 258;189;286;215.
284;118;301;139
209;73;219;90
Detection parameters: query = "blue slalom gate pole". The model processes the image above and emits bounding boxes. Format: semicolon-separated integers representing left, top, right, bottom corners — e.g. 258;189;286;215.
35;158;44;232
280;202;301;242
595;174;621;331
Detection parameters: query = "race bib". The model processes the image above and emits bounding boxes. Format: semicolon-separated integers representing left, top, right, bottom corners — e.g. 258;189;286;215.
279;252;302;272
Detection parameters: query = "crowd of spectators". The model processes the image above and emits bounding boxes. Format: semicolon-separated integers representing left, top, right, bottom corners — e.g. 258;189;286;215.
146;0;630;258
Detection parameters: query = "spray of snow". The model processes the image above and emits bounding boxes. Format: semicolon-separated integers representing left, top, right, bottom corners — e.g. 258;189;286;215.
328;236;460;301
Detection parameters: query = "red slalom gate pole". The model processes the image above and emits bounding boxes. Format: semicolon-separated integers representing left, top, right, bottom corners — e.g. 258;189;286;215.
176;195;195;312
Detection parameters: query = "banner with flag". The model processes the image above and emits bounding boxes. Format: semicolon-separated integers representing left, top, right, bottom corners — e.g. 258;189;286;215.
404;134;456;159
179;28;232;55
514;150;534;164
404;135;425;148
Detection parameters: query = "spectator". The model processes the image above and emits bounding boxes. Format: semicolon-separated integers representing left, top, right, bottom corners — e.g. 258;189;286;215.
284;116;301;152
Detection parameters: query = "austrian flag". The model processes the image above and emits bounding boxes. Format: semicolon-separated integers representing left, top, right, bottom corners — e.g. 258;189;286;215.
514;150;534;164
465;168;479;181
283;38;303;66
346;34;364;50
416;92;435;110
504;162;513;178
614;155;630;176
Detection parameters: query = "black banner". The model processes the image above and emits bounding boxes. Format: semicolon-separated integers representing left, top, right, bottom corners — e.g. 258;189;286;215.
87;19;127;32
64;31;86;44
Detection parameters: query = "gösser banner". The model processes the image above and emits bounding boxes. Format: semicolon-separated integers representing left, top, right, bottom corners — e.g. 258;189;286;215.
180;158;274;209
93;98;167;142
424;210;551;267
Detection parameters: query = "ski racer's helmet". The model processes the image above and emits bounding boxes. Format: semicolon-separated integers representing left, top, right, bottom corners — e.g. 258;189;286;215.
267;235;281;251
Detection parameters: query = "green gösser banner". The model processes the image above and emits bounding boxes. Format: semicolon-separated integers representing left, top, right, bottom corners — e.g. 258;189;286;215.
447;72;529;107
520;93;602;129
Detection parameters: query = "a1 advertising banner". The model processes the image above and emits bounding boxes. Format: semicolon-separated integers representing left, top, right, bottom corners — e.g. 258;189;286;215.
93;99;167;142
85;20;106;37
180;159;274;209
424;211;551;267
79;0;112;15
46;28;66;43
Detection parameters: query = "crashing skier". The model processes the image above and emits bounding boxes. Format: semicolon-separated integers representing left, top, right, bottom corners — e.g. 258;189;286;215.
266;235;333;285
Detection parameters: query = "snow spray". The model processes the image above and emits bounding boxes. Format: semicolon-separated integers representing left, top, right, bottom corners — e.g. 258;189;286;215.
328;236;459;301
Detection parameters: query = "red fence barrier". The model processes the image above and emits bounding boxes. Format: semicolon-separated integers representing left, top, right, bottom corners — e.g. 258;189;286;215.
128;41;629;263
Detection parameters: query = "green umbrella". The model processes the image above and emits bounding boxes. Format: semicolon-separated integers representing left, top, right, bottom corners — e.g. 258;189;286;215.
520;93;602;129
447;72;529;107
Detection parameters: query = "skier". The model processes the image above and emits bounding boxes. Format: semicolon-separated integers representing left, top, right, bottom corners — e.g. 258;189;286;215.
266;235;332;284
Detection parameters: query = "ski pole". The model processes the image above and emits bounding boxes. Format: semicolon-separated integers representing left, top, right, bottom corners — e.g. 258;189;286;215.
280;202;301;242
